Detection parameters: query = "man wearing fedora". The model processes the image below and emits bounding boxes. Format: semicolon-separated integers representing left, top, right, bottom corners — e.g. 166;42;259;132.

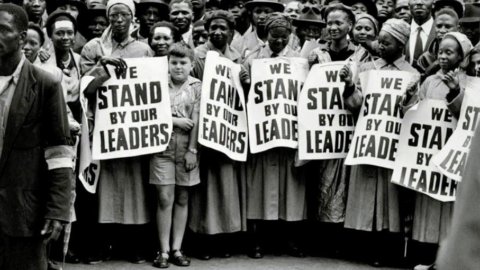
132;0;169;43
292;2;326;48
459;3;480;45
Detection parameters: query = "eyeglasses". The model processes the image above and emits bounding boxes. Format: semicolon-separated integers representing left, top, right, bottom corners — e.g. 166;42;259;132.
109;13;132;20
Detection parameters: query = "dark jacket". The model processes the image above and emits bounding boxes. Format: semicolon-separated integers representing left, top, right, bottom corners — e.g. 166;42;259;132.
0;61;73;237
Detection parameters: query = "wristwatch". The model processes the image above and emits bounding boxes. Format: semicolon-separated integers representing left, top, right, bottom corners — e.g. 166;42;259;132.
188;148;198;154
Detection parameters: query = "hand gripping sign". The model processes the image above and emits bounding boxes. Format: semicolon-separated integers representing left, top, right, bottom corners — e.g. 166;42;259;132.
391;99;457;202
298;61;356;160
247;57;309;154
432;77;480;182
198;51;248;161
345;70;416;169
92;57;172;160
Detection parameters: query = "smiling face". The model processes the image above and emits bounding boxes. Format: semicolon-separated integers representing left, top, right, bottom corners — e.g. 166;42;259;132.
169;55;192;83
51;19;75;52
170;2;193;34
438;37;462;72
208;18;232;49
150;26;174;56
326;10;352;41
353;18;376;44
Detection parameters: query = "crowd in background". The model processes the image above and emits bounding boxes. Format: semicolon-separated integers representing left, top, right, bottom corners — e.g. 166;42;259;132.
3;0;480;269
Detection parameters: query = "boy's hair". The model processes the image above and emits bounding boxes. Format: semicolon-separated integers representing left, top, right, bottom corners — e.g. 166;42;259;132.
0;3;28;33
27;22;45;46
435;7;459;22
168;43;195;62
169;0;193;10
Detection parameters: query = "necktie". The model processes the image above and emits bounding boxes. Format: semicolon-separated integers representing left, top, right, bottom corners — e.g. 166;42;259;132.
413;26;424;61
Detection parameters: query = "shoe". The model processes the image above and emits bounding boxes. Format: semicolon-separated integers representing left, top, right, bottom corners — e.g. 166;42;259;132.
248;246;264;259
286;244;306;258
170;250;190;267
153;252;169;269
130;253;146;264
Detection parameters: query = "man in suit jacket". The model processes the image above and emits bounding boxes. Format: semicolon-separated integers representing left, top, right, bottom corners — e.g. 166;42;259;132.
0;4;74;270
406;0;436;68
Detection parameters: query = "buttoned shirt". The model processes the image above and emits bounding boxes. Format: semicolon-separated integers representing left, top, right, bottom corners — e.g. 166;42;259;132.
409;17;434;63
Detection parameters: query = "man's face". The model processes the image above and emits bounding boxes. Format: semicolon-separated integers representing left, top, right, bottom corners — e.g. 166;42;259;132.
23;0;46;21
139;6;161;30
460;21;480;44
394;0;412;23
228;1;248;24
409;0;434;22
0;11;25;58
251;6;275;27
170;2;193;33
285;1;300;19
208;18;231;49
108;4;132;36
191;0;206;10
435;14;458;40
376;0;395;20
87;15;108;39
192;24;208;47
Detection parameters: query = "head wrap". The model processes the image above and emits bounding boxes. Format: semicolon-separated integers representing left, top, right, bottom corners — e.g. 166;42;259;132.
205;10;236;30
107;0;135;16
381;18;410;45
265;12;292;31
45;10;77;37
355;13;378;34
443;31;473;69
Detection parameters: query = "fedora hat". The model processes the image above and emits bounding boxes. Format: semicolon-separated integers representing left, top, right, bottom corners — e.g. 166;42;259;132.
245;0;285;12
433;0;464;18
293;3;325;27
459;3;480;23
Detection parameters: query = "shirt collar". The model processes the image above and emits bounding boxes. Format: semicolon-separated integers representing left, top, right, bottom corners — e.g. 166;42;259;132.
11;55;26;85
411;17;434;34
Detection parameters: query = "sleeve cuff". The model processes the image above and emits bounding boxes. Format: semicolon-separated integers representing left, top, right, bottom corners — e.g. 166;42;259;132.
45;145;75;170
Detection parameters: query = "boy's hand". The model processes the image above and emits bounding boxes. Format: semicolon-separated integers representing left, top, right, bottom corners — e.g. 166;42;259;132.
185;151;197;171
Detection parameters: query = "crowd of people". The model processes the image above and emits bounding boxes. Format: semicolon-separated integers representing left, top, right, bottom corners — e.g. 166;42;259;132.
1;0;480;269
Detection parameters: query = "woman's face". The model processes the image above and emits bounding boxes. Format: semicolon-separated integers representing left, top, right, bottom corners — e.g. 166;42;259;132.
378;30;401;61
150;26;174;56
438;37;462;72
169;55;192;83
23;29;42;62
109;4;132;36
352;2;368;15
471;52;480;76
51;20;75;52
87;15;108;39
267;26;291;54
353;18;376;44
326;10;351;41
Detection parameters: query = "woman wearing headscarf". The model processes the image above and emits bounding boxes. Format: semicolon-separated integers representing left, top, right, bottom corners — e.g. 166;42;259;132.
403;32;472;268
308;4;370;67
243;13;307;259
339;18;420;267
80;0;153;264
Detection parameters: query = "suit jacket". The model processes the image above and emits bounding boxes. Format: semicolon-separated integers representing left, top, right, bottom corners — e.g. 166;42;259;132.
0;61;73;237
405;22;436;66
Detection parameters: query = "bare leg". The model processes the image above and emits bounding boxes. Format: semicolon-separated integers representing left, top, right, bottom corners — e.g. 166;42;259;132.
156;185;175;253
171;186;189;251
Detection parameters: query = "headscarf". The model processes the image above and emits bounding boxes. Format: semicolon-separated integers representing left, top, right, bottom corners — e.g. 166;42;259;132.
381;18;410;45
100;0;136;56
443;32;473;69
107;0;135;16
265;12;292;31
355;13;378;35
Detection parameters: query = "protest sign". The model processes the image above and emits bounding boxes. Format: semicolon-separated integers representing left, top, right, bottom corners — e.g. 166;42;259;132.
247;57;309;153
92;57;172;160
432;77;480;181
345;70;416;169
79;76;100;193
198;51;248;161
391;100;457;202
298;61;356;160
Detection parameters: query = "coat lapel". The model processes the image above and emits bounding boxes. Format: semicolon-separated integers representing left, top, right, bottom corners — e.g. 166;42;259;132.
0;61;36;175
